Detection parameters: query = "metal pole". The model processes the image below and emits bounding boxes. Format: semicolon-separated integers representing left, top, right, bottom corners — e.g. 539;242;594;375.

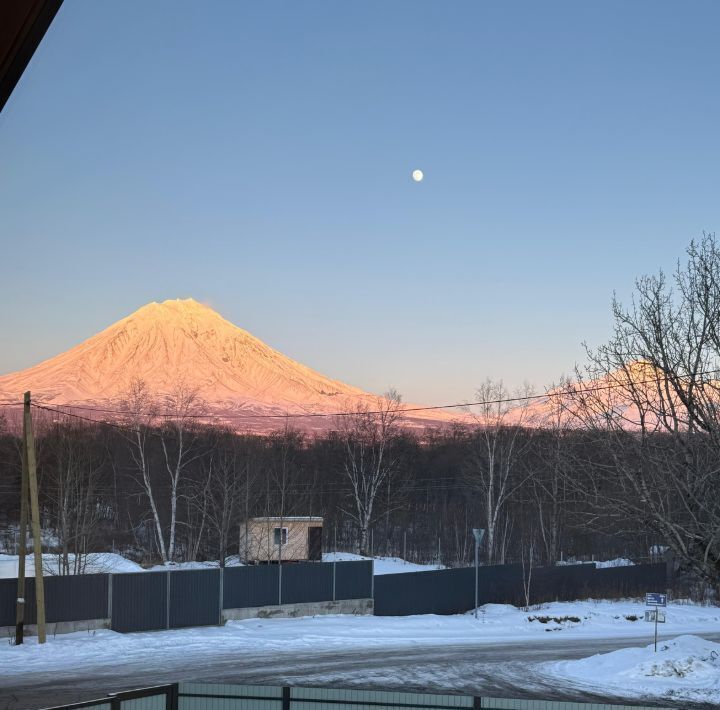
654;608;658;652
474;539;479;619
218;567;224;626
107;574;113;629
278;536;282;606
165;570;170;630
472;529;485;620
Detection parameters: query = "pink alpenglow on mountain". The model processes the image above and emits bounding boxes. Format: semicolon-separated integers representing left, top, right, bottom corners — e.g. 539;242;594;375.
0;299;463;433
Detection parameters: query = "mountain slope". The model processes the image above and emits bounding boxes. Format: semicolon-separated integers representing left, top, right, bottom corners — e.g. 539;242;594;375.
0;299;459;431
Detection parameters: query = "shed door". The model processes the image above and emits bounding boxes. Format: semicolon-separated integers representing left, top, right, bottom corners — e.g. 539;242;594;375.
308;526;322;561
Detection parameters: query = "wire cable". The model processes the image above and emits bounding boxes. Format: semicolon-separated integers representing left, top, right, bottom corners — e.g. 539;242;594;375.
25;366;720;422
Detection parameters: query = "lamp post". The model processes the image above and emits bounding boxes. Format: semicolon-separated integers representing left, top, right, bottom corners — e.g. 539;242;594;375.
472;528;485;619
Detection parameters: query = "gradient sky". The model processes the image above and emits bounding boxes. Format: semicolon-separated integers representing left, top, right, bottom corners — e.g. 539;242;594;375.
1;1;719;405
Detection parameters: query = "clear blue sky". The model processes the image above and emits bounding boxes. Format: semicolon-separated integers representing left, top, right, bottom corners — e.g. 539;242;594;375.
1;0;718;405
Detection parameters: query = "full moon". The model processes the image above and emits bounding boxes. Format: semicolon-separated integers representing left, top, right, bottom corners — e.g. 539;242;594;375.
412;169;424;182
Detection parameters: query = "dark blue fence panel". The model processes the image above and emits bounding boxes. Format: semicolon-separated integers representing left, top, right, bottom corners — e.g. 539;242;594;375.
281;562;333;604
169;569;220;629
591;563;667;598
223;565;279;609
0;574;109;627
374;562;669;616
0;578;19;627
334;560;373;600
46;574;108;622
374;567;475;616
111;571;167;632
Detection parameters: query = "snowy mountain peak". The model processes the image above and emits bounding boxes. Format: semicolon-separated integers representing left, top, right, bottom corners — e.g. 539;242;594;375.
0;300;459;432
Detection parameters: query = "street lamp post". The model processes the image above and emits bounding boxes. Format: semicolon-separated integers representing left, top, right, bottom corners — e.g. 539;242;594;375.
472;528;485;619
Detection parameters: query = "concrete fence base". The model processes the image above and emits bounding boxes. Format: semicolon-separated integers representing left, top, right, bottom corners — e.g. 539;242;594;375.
0;617;110;639
0;599;373;638
222;597;373;621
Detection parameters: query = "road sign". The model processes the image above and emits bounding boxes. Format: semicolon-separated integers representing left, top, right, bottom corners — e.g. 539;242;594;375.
644;609;666;623
645;592;667;607
644;593;668;652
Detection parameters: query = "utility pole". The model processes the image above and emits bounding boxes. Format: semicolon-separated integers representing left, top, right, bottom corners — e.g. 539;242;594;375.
25;392;46;643
15;407;29;645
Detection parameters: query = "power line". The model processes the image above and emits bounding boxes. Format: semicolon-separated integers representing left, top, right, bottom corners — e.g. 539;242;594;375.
27;367;720;422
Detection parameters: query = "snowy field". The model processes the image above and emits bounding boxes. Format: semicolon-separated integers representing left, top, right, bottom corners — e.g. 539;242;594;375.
2;600;720;706
0;552;441;578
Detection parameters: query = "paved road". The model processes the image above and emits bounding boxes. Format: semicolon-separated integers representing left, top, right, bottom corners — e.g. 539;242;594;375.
3;632;719;710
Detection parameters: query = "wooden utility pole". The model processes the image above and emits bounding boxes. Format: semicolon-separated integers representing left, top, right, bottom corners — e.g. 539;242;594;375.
24;392;46;644
15;408;29;644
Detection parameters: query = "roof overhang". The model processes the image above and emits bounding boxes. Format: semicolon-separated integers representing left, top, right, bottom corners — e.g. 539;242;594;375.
0;0;63;113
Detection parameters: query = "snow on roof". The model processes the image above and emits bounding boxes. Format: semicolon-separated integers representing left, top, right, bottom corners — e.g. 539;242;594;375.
249;516;323;522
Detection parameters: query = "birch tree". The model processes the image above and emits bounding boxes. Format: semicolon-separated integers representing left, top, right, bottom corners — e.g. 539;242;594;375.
158;382;205;562
118;378;168;561
464;379;534;564
338;390;404;555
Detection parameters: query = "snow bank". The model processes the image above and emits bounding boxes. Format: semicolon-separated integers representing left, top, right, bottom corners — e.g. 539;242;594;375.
547;634;720;704
1;551;433;578
322;552;443;575
146;557;244;572
0;554;248;578
469;598;720;640
556;558;635;568
0;552;143;578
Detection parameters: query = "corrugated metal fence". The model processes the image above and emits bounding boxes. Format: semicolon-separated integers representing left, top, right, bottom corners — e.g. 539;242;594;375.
0;560;374;634
0;560;666;632
373;562;668;616
41;681;680;710
0;573;108;626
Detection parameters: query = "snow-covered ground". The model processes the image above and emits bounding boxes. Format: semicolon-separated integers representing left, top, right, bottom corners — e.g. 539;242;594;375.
0;552;438;578
0;554;249;578
2;601;719;705
469;599;720;639
322;552;443;574
556;557;635;568
2;600;719;666
547;634;720;705
0;546;640;579
0;552;144;578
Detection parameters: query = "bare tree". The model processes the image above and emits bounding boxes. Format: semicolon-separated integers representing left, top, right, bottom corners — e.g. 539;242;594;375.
520;527;536;611
117;378;168;561
43;421;108;574
568;235;720;592
338;390;404;555
464;379;534;564
526;390;573;565
192;430;259;566
158;381;206;562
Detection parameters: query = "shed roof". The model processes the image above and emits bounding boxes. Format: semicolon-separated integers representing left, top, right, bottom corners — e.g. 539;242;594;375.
249;516;323;523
